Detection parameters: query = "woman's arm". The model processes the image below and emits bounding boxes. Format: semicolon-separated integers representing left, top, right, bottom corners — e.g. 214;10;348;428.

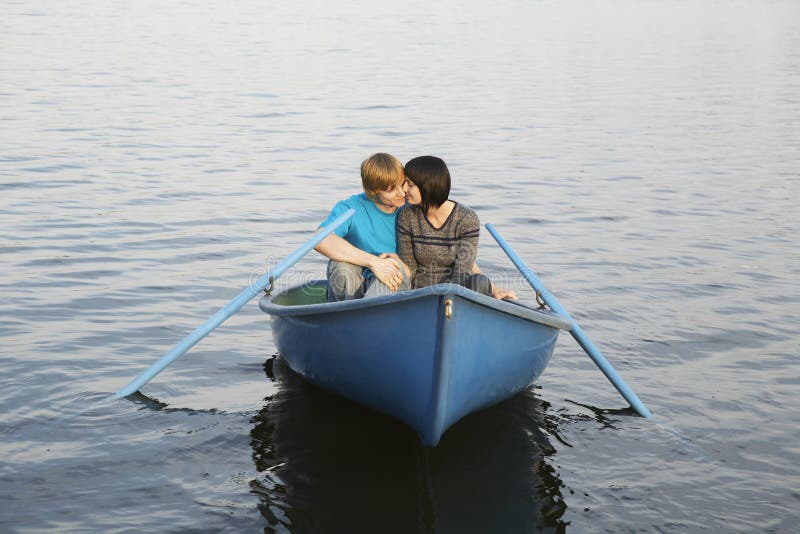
452;208;480;287
396;208;418;281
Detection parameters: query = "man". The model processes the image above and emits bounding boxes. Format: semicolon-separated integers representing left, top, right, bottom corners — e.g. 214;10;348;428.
315;153;410;301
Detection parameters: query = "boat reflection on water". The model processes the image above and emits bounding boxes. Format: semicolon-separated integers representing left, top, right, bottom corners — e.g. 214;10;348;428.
250;357;568;532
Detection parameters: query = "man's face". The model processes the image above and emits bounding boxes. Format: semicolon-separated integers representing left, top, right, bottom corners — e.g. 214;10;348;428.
374;180;408;210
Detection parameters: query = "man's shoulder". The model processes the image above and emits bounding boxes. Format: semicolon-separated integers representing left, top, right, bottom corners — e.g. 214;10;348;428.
336;192;370;208
328;193;377;218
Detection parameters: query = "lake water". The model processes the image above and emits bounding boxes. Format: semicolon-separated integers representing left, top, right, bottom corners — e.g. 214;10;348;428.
2;1;799;531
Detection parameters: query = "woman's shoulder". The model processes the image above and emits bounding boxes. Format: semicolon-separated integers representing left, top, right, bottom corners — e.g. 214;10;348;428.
451;201;479;222
447;202;480;238
397;203;423;220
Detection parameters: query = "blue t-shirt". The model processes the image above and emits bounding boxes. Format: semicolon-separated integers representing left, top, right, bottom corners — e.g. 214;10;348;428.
319;193;398;256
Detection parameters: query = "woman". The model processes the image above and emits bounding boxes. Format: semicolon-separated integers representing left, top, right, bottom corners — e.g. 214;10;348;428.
396;156;494;296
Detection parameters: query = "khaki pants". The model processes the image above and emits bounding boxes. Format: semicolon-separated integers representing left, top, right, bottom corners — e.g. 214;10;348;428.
326;260;411;302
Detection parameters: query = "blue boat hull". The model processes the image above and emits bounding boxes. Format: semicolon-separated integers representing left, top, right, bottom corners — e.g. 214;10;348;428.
259;282;570;447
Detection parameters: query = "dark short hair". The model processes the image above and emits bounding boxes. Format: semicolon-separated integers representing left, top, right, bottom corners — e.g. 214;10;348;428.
404;156;451;212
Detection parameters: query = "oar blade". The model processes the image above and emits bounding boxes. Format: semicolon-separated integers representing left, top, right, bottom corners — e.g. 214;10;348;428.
113;209;355;398
485;223;652;418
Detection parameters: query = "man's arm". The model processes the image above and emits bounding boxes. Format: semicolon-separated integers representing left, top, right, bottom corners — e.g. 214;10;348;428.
314;233;404;291
315;232;376;266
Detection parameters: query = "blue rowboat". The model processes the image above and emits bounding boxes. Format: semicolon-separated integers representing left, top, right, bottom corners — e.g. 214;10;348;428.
259;281;571;447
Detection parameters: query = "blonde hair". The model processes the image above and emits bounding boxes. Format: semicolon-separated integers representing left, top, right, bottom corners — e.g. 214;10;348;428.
360;153;405;195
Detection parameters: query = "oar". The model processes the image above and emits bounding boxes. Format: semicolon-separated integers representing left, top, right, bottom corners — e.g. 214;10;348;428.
485;224;652;418
114;209;355;398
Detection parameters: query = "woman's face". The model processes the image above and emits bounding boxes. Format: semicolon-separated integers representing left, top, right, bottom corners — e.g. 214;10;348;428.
404;178;422;205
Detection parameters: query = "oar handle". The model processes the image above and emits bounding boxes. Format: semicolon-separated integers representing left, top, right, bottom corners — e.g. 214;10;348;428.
113;209;355;398
485;223;652;418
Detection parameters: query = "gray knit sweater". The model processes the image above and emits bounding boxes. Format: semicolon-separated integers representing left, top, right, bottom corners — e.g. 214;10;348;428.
396;202;480;289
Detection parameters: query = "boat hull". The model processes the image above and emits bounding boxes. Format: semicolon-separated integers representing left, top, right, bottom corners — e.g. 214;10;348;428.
259;282;569;446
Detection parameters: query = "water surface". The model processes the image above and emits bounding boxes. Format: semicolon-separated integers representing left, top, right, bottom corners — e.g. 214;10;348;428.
1;1;799;531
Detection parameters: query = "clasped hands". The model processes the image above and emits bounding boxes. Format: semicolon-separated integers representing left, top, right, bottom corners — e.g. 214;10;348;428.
369;253;409;292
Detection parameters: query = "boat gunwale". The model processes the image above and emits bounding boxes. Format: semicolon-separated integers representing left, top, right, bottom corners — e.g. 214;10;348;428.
259;281;572;331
